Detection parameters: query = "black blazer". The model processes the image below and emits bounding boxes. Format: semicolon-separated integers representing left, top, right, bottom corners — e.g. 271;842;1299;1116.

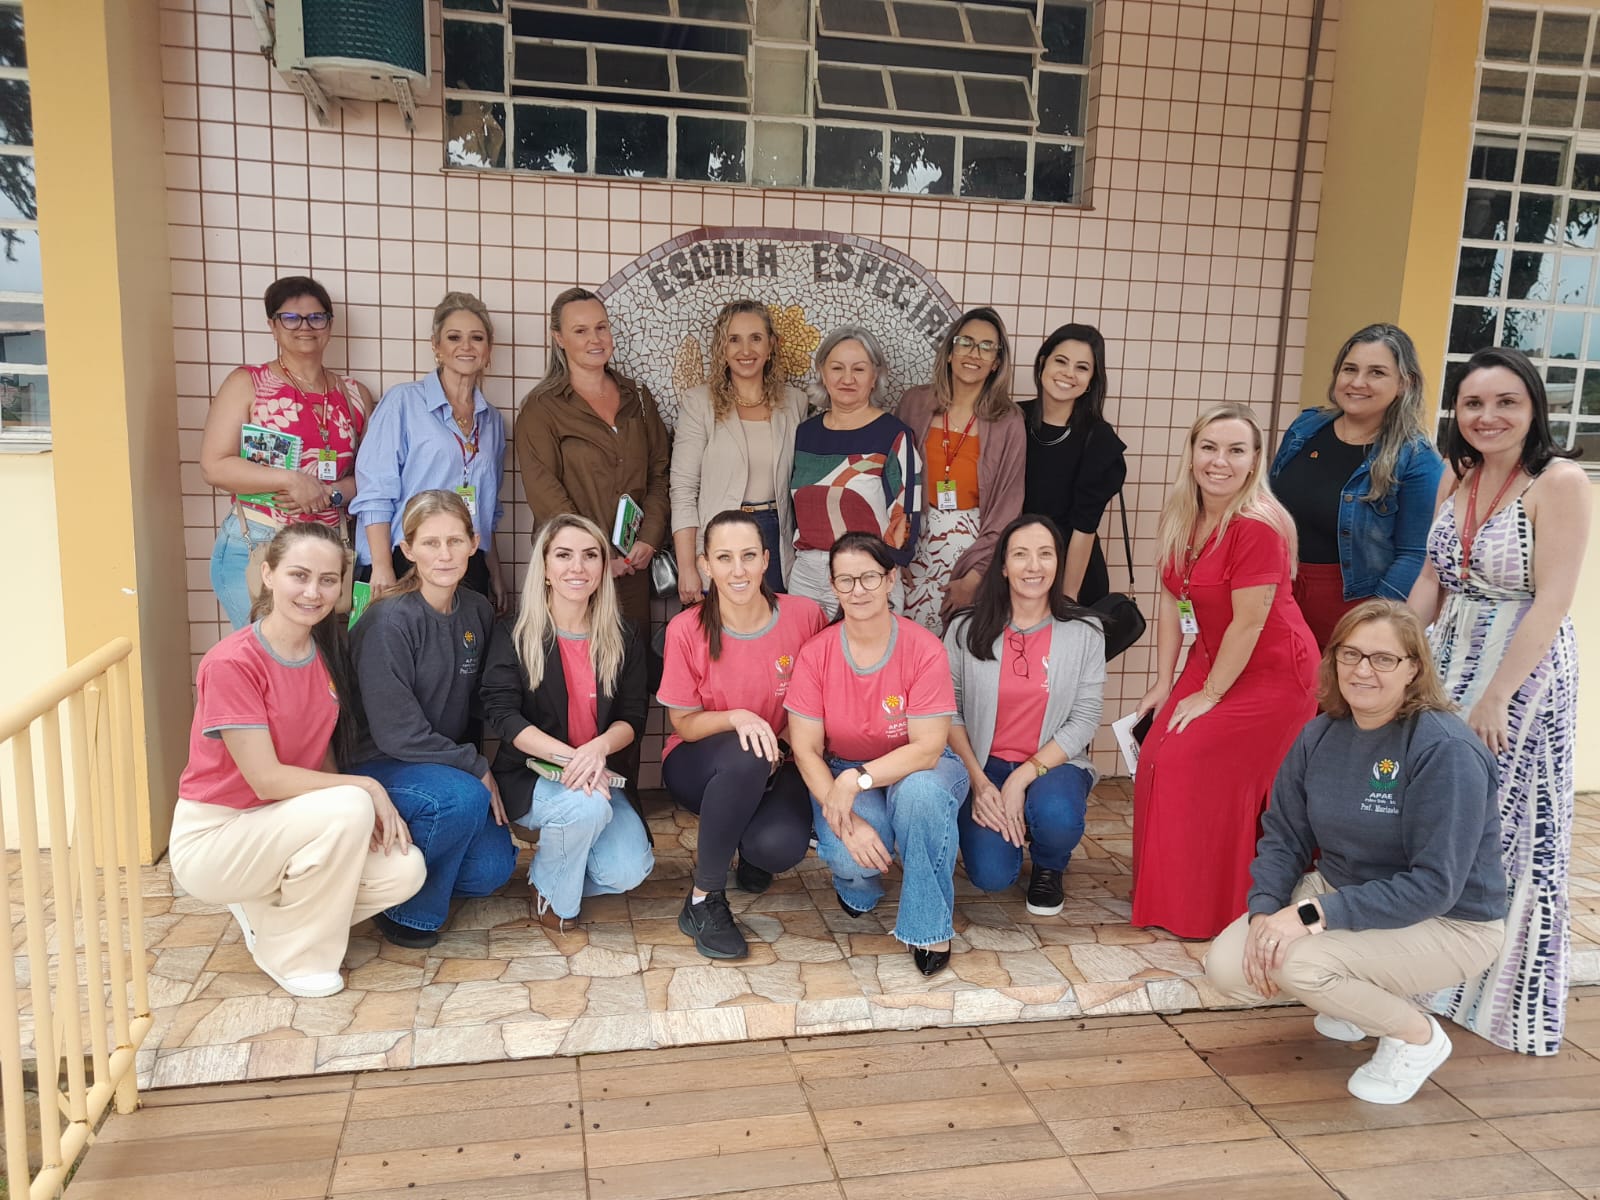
480;617;648;825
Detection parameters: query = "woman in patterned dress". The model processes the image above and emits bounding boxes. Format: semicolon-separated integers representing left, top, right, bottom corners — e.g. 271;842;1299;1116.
1409;347;1589;1056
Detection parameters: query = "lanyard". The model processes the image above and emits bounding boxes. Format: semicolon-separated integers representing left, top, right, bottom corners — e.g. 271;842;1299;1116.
1179;521;1214;600
1458;467;1520;582
279;358;333;450
940;410;977;476
452;421;479;487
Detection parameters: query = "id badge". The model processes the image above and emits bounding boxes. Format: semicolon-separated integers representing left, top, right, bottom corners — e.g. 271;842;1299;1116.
317;448;338;481
934;478;959;511
1176;597;1200;636
456;484;476;507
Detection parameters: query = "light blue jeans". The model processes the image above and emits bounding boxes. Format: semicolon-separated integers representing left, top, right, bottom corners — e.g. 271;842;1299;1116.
810;750;969;947
210;514;269;630
515;777;654;919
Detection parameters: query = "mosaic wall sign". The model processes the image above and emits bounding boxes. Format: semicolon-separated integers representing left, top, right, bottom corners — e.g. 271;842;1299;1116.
597;228;963;430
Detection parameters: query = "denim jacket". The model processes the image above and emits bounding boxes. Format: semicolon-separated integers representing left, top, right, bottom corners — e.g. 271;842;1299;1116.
1269;408;1444;601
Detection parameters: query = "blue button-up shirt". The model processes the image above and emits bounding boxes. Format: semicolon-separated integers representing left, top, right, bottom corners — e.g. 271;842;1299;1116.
351;371;507;564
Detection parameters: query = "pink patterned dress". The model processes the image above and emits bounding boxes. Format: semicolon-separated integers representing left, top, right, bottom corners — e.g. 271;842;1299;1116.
236;362;367;526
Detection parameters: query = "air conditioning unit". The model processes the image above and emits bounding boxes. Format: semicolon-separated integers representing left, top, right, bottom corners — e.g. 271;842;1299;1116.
242;0;430;130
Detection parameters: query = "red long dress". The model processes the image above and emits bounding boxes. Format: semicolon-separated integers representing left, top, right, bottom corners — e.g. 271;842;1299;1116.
1131;516;1318;939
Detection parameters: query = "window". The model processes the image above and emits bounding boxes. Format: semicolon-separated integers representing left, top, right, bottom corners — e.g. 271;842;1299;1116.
441;0;1092;203
0;0;42;447
1450;5;1600;463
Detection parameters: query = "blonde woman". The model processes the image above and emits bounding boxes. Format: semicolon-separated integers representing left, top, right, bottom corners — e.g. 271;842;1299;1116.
670;300;809;601
1132;404;1319;938
480;513;654;929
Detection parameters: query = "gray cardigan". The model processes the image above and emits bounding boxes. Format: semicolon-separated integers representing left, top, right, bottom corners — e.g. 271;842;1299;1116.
943;612;1106;778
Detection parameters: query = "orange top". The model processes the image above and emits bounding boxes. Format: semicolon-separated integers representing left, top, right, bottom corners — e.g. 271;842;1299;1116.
923;418;981;511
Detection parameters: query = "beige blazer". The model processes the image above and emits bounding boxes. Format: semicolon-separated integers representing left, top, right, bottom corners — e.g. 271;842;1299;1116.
670;383;809;577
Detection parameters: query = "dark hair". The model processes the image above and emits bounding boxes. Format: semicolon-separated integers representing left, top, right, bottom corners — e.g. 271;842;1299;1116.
697;510;778;661
246;522;363;767
1443;346;1579;478
956;514;1099;659
1030;322;1108;434
932;306;1015;423
263;275;334;321
826;532;896;623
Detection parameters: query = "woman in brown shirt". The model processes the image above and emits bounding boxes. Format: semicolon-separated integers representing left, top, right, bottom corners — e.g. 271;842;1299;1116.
514;288;672;635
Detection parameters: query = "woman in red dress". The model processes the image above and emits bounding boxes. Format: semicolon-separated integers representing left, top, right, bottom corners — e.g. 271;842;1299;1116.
1132;403;1318;939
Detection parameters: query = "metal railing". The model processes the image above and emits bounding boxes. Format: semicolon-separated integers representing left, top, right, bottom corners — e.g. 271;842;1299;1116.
1;639;152;1200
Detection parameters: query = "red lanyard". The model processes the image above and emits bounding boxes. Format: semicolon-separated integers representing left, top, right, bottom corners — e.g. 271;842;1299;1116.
1458;467;1520;582
940;410;977;476
1180;521;1213;599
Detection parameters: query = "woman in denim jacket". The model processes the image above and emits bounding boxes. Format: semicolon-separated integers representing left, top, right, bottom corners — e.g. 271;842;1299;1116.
1270;324;1443;648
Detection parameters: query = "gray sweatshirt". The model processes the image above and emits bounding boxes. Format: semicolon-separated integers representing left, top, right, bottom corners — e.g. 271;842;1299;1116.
1247;710;1507;932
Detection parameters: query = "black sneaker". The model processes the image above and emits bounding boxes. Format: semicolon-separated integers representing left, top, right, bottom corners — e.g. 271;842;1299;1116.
1025;864;1065;916
836;891;868;919
372;911;441;949
678;890;748;960
735;856;773;894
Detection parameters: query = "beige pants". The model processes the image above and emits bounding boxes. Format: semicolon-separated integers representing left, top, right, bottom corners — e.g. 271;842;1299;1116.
1205;871;1505;1038
169;788;426;978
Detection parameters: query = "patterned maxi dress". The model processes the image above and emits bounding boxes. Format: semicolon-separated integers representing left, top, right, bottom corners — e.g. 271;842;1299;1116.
1426;487;1579;1056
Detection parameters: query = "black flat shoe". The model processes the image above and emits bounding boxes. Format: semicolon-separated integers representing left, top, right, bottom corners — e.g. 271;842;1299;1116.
735;857;773;894
913;944;951;977
837;892;868;919
372;912;440;950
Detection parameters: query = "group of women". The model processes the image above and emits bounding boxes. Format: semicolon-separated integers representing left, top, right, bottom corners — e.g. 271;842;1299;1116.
178;275;1587;1105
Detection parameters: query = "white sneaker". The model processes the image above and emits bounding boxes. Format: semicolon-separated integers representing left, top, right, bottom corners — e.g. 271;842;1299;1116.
230;903;344;997
1347;1015;1451;1105
226;902;257;952
1314;1012;1368;1042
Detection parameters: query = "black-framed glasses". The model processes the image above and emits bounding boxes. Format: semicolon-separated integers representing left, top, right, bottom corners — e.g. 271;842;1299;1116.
952;334;1000;357
1005;628;1030;678
274;311;333;330
1333;646;1413;673
831;570;887;594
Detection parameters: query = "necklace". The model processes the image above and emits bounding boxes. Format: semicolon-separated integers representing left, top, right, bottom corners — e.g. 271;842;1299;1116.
733;392;767;409
277;356;332;446
1030;421;1071;447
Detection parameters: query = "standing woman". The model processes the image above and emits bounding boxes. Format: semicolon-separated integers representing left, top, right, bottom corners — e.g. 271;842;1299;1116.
657;510;828;958
1132;404;1319;939
1017;324;1127;605
899;307;1026;632
352;292;509;606
944;515;1105;916
1410;346;1589;1057
200;275;371;629
670;300;809;600
1271;324;1444;648
786;532;970;977
480;514;655;928
788;326;923;615
515;287;672;638
171;523;423;997
349;490;518;949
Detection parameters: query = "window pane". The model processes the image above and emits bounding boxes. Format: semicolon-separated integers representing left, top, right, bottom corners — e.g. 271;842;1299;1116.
960;136;1026;200
962;75;1032;122
1577;153;1600;192
1558;254;1592;304
680;0;749;21
1033;141;1078;203
676;115;746;181
1484;8;1536;62
1586;77;1600;130
595;49;671;92
1522;143;1563;184
1567;198;1600;247
890;71;960;116
595;110;668;177
0;78;29;149
757;0;808;41
512;103;585;172
1041;2;1089;66
0;371;46;433
446;0;503;11
1464;188;1511;240
818;65;886;109
1552;310;1584;358
1539;13;1589;66
1470;141;1517;181
814;125;883;190
596;0;671;13
0;155;34;222
752;121;806;186
1508;250;1552;299
964;5;1036;49
752;46;808;115
0;327;42;365
0;8;23;70
819;0;891;36
1514;193;1558;243
892;2;964;43
1037;72;1083;137
1449;304;1499;354
515;42;588;86
444;20;505;92
1579;373;1600;415
889;131;953;194
447;99;507;168
1478;69;1527;123
678;56;746;97
1456;247;1505;298
1531;74;1579;127
1573;424;1599;457
1503;307;1547;352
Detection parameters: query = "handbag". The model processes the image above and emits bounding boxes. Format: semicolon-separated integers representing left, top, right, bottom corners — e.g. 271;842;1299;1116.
1089;489;1146;661
649;550;679;598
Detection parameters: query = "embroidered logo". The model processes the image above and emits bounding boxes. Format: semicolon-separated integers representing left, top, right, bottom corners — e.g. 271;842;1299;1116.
881;694;904;717
463;630;476;648
1370;758;1400;793
775;653;794;679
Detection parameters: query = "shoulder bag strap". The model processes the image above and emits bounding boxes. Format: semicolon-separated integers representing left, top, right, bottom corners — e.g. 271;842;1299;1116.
1114;489;1136;592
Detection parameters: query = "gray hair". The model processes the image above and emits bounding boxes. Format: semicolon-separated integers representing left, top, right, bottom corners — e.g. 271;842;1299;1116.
807;324;892;410
431;290;495;345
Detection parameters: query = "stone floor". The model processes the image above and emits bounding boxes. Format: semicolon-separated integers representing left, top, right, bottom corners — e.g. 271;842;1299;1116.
16;783;1600;1091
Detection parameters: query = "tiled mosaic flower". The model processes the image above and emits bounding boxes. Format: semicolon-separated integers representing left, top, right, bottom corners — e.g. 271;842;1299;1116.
768;304;820;381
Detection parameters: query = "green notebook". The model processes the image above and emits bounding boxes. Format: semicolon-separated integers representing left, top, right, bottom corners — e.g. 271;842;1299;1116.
236;423;303;508
526;755;627;790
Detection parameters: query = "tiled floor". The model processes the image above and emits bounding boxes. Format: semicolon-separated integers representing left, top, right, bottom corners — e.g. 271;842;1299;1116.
71;989;1600;1199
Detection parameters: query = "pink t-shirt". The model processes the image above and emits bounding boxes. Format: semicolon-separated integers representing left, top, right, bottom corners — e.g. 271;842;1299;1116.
177;625;341;810
557;631;599;747
989;621;1053;763
785;615;956;762
239;362;366;525
656;595;828;760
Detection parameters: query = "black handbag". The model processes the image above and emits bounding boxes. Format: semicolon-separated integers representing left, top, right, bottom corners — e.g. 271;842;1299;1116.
1089;489;1146;661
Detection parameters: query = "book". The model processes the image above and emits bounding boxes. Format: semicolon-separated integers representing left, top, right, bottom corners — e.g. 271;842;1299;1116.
526;755;628;790
611;493;644;555
237;423;303;508
348;580;373;628
1111;710;1154;777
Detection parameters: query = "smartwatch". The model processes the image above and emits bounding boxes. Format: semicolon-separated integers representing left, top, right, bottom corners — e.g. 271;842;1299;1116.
329;488;346;508
855;770;874;792
1296;900;1323;931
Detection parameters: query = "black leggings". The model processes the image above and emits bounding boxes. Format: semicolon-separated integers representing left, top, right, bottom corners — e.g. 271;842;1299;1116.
662;731;814;893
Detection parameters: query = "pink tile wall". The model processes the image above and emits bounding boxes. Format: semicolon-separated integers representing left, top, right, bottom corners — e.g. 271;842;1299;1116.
163;0;1337;779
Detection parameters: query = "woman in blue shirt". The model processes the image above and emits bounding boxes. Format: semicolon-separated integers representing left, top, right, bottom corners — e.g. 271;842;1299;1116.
353;291;509;607
1269;324;1443;649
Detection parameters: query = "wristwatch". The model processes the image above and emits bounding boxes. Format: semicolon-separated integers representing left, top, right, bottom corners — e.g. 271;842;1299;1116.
329;488;346;508
854;770;874;792
1296;900;1323;932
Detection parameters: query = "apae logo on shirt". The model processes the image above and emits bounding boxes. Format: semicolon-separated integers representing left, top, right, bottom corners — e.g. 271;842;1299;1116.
1361;757;1401;815
773;653;795;697
460;628;481;676
881;693;907;738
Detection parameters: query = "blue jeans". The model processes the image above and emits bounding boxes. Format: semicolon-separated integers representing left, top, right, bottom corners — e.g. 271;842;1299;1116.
746;506;787;594
959;757;1092;892
515;777;654;919
353;758;518;932
210;514;269;630
810;750;968;947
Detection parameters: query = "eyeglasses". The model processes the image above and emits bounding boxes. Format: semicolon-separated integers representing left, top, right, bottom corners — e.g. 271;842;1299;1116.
1332;646;1413;673
274;311;333;330
1005;628;1029;678
831;570;887;594
952;335;1000;357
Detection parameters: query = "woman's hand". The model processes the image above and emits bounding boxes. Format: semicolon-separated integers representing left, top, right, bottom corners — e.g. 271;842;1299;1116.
1134;681;1172;721
676;552;703;607
626;540;656;571
1242;906;1312;998
610;556;636;578
561;738;614;798
273;470;330;516
841;820;893;872
994;768;1030;848
368;560;399;597
1466;693;1512;757
728;709;780;763
820;770;862;838
482;769;508;827
941;570;981;618
1166;692;1217;734
364;780;412;855
968;774;1003;834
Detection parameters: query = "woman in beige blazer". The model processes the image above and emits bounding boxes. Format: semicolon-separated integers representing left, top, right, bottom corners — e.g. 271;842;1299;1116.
671;300;809;603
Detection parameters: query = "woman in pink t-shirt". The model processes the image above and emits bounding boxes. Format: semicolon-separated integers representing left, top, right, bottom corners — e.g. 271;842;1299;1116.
786;532;970;977
659;510;828;959
169;523;422;999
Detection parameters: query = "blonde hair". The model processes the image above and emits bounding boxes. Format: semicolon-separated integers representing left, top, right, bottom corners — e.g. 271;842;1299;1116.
1317;599;1455;720
378;489;477;604
514;514;626;694
431;290;495;346
930;307;1017;424
1155;403;1299;574
707;300;785;422
523;287;603;411
1321;324;1426;502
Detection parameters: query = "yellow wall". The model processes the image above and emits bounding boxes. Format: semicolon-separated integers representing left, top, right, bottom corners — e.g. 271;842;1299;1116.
0;454;65;700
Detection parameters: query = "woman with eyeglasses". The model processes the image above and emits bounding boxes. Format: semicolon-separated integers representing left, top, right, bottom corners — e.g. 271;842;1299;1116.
898;308;1026;634
785;532;970;977
1206;601;1505;1105
353;292;509;608
944;515;1105;916
200;276;373;628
